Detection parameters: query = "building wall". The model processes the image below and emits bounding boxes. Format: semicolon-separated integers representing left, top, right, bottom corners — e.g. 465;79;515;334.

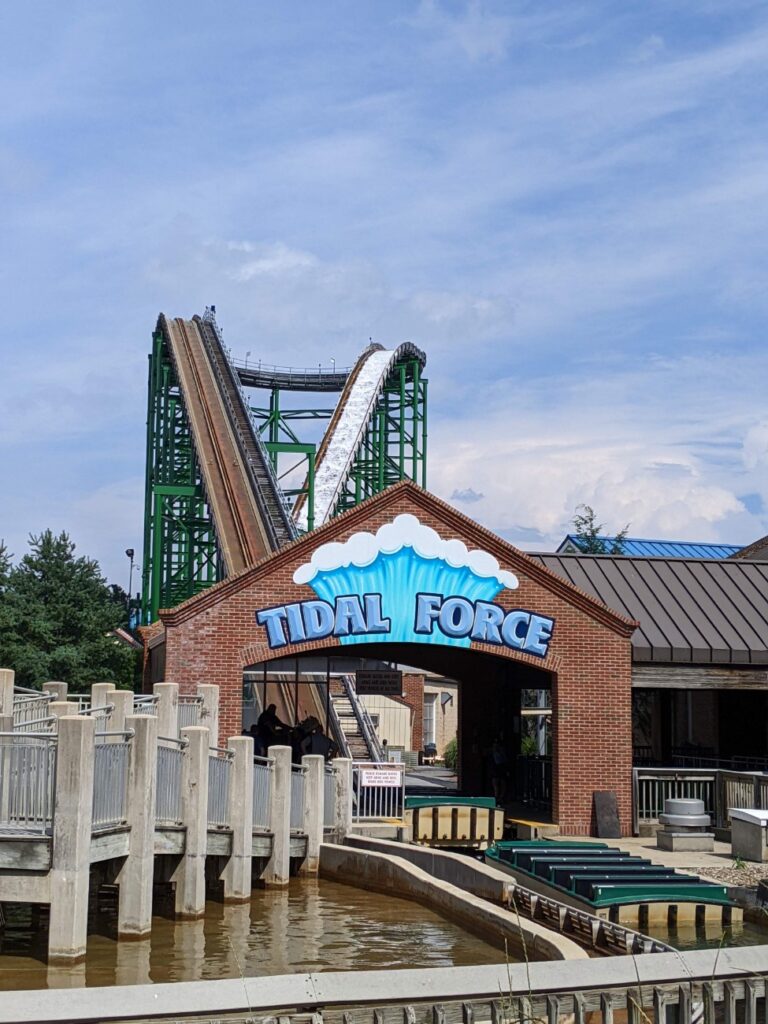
360;694;412;749
155;483;635;835
424;678;458;756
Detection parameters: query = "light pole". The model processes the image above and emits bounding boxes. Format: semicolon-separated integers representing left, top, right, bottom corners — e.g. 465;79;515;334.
331;357;335;373
125;549;135;614
245;350;251;369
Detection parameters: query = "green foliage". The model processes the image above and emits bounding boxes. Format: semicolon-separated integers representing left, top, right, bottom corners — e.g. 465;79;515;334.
520;733;538;755
443;736;458;771
571;504;630;555
0;531;136;692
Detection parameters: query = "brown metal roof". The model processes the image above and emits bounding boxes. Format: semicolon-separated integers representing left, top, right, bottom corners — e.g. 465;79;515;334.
532;554;768;665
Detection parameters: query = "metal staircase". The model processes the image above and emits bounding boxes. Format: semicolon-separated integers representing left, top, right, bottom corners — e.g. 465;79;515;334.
330;676;384;761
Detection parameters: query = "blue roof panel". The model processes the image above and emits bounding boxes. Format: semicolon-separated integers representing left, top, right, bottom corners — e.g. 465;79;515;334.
557;535;742;559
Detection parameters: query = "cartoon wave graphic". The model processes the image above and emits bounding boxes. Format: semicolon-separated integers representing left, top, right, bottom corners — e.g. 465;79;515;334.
293;514;518;648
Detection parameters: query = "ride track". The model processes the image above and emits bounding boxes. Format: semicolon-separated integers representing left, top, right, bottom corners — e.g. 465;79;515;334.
143;310;427;754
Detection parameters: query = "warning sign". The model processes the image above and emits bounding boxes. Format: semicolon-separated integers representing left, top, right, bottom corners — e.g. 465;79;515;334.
355;669;403;696
360;768;402;788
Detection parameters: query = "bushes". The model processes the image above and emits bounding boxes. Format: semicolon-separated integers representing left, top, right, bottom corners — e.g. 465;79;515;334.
443;736;458;771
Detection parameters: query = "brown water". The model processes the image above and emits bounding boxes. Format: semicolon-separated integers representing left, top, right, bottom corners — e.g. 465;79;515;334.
0;879;509;990
645;917;768;951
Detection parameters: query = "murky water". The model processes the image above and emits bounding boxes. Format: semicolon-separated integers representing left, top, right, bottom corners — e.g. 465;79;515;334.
643;915;768;951
0;879;509;990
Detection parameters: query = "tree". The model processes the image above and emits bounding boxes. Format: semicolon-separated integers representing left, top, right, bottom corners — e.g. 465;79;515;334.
0;530;136;691
571;504;629;555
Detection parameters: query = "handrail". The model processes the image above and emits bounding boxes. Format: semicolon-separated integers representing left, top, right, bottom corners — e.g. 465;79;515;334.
0;730;57;740
254;753;274;768
13;685;51;696
14;715;56;730
342;674;384;762
210;745;235;759
76;702;115;717
159;734;189;748
179;694;204;704
95;729;136;740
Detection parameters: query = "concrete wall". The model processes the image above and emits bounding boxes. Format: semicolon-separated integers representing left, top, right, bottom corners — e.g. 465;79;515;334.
319;842;585;962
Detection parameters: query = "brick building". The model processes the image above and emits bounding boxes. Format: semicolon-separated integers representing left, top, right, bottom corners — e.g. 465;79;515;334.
144;482;636;836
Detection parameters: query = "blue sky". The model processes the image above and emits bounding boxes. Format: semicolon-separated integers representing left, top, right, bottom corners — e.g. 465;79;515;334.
1;1;768;586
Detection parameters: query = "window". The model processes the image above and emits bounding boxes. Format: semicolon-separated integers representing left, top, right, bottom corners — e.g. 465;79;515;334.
423;693;437;746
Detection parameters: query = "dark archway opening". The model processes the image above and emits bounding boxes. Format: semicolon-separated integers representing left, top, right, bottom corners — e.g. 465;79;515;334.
244;641;554;813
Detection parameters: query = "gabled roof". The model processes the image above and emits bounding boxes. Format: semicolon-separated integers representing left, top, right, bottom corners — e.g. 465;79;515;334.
159;481;636;638
730;534;768;561
533;552;768;665
557;535;742;559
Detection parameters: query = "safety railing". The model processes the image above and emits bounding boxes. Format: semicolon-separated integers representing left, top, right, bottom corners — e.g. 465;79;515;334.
12;688;53;730
178;695;203;729
92;732;132;830
352;761;405;822
0;732;57;834
13;714;56;734
341;675;384;762
290;764;307;831
252;754;273;830
323;764;336;829
716;770;768;830
132;695;159;716
207;747;233;828
156;737;186;824
633;767;717;833
516;754;552;807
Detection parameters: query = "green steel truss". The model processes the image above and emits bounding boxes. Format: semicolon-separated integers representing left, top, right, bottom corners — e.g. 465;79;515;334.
141;330;221;624
333;356;427;516
141;333;427;622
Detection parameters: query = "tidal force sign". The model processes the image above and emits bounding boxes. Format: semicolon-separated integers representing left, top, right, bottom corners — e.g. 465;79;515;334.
255;514;555;658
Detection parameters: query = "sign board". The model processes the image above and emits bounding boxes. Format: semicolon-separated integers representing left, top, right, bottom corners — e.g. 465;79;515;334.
255;513;556;658
356;669;403;696
593;790;621;839
360;768;402;788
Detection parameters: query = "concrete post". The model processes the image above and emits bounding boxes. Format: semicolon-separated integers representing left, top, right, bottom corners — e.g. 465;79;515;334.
90;682;114;711
45;681;68;701
172;726;209;917
197;684;219;744
333;757;353;840
110;690;132;735
154;682;179;739
222;735;254;901
0;669;14;729
264;745;291;886
117;714;157;937
300;754;324;875
49;701;73;725
49;715;95;962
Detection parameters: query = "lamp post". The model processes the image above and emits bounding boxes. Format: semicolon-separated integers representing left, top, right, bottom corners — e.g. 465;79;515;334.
125;549;135;615
245;350;251;369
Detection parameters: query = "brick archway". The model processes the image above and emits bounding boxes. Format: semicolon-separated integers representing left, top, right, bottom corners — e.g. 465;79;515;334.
152;482;636;835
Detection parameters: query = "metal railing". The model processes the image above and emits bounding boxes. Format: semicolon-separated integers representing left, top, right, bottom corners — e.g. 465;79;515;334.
352;761;405;822
633;767;717;833
92;732;132;830
516;754;552;806
717;770;768;829
323;764;336;828
0;732;57;834
156;737;186;824
178;695;203;729
253;755;272;830
12;689;53;730
207;747;233;828
132;695;159;716
341;675;384;762
290;764;307;831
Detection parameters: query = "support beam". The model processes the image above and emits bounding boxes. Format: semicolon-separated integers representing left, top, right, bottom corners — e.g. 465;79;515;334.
49;716;95;963
117;714;157;937
333;757;353;840
300;754;324;874
264;745;291;886
172;726;209;917
222;736;254;901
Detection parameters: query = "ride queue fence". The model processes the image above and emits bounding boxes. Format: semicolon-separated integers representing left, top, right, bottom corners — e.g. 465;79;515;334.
290;764;307;831
12;687;53;732
0;732;57;834
352;761;405;822
633;766;768;833
178;695;203;730
252;754;272;830
323;764;336;829
92;731;132;831
156;737;186;825
207;746;233;828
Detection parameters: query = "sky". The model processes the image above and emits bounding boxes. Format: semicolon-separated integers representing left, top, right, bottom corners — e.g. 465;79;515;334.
1;0;768;588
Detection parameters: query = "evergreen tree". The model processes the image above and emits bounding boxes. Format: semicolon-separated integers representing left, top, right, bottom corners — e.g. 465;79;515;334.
571;505;629;555
0;531;135;691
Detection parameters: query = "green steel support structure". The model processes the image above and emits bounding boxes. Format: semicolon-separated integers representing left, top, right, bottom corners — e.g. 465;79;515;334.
142;336;427;622
141;330;221;624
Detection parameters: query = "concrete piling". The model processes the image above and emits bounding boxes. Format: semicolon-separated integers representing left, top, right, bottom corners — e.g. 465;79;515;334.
117;714;157;937
301;755;325;875
172;726;209;917
153;682;179;738
49;716;95;962
333;757;353;840
45;681;68;701
264;745;292;886
197;684;219;743
0;668;14;732
222;735;254;901
110;690;133;735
